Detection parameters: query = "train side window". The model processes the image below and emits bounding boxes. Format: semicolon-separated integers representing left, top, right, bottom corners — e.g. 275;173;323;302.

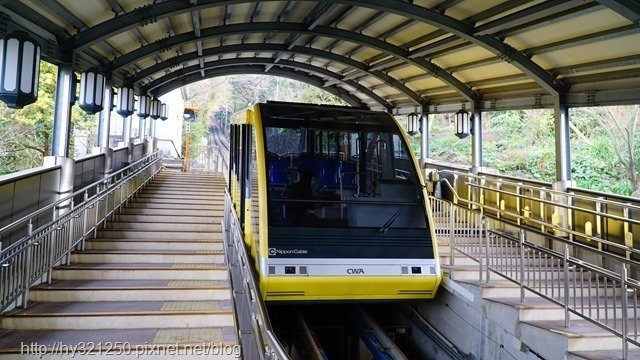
392;134;412;181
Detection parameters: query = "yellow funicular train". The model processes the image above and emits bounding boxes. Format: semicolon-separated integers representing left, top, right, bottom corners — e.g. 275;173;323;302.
229;101;440;301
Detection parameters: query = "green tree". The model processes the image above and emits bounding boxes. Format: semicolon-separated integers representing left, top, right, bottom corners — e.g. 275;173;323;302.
0;61;95;175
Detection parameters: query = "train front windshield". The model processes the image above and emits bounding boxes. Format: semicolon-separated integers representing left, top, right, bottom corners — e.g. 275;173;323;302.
262;106;429;235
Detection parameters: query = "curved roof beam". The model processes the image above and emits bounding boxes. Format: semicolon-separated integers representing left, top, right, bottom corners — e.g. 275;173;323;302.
144;57;393;110
336;0;565;95
110;22;474;100
148;65;364;107
130;43;425;106
65;1;562;97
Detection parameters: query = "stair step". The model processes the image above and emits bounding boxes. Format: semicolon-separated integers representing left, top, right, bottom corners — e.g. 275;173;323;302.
568;348;640;360
107;222;220;232
71;250;225;264
52;264;228;280
457;279;624;299
52;263;228;280
486;297;640;322
29;280;230;301
131;197;223;204
0;327;238;355
96;230;219;240
2;311;234;330
85;239;222;251
121;208;223;216
126;202;223;210
444;264;589;281
115;214;219;223
522;319;640;352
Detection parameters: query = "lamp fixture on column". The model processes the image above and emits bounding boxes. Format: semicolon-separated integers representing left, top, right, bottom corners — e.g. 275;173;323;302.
160;103;168;120
454;109;471;139
150;98;161;120
136;94;150;118
0;30;41;109
79;68;106;114
407;112;420;136
116;86;135;117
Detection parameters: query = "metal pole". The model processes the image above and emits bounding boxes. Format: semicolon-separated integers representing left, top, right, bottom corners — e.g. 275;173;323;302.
420;111;429;168
122;115;131;144
520;229;526;303
563;244;571;327
52;63;74;157
621;265;629;360
471;107;482;172
554;95;571;182
138;116;146;141
97;77;113;148
484;218;490;283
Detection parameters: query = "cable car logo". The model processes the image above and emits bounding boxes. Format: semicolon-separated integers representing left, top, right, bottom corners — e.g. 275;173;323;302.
347;268;365;275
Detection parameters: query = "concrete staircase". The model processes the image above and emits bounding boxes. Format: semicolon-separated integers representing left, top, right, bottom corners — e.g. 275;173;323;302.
0;171;239;359
422;240;640;360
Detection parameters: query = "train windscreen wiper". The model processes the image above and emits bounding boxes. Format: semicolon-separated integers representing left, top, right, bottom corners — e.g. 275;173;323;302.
378;188;424;233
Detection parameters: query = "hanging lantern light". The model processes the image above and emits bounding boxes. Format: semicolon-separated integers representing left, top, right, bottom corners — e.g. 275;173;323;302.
79;68;105;114
0;30;41;109
454;109;472;139
150;98;161;119
116;85;135;117
136;94;150;118
407;112;420;136
160;103;168;120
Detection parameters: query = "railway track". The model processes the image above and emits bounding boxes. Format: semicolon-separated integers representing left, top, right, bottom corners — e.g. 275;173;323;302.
268;303;468;360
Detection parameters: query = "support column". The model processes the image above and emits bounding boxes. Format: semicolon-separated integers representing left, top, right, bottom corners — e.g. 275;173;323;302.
471;107;483;174
149;118;156;138
122;115;132;145
138;116;146;141
97;77;113;148
554;95;572;185
420;110;430;169
51;64;74;157
551;95;575;250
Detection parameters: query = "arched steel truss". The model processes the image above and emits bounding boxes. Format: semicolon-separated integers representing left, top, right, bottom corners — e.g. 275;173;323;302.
10;0;639;109
131;43;425;107
52;0;577;107
142;57;393;110
150;65;365;107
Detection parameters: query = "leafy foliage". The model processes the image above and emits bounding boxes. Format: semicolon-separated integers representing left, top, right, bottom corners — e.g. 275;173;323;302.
427;106;640;197
0;61;95;175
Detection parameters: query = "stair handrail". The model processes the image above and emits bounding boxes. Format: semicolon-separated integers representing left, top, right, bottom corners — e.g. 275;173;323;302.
0;151;162;241
0;151;162;312
441;168;640;211
437;175;640;266
222;191;289;359
430;196;640;359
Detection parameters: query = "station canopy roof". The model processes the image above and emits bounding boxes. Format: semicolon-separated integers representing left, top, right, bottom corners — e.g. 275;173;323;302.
4;0;640;112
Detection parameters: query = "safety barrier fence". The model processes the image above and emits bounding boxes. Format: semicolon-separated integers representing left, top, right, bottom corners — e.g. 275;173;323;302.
222;192;288;360
0;151;162;313
192;145;226;173
433;167;640;274
430;195;640;359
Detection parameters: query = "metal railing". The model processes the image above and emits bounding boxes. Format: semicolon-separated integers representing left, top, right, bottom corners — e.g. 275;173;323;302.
436;169;640;272
222;191;288;360
431;194;640;359
0;151;162;313
192;145;225;173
